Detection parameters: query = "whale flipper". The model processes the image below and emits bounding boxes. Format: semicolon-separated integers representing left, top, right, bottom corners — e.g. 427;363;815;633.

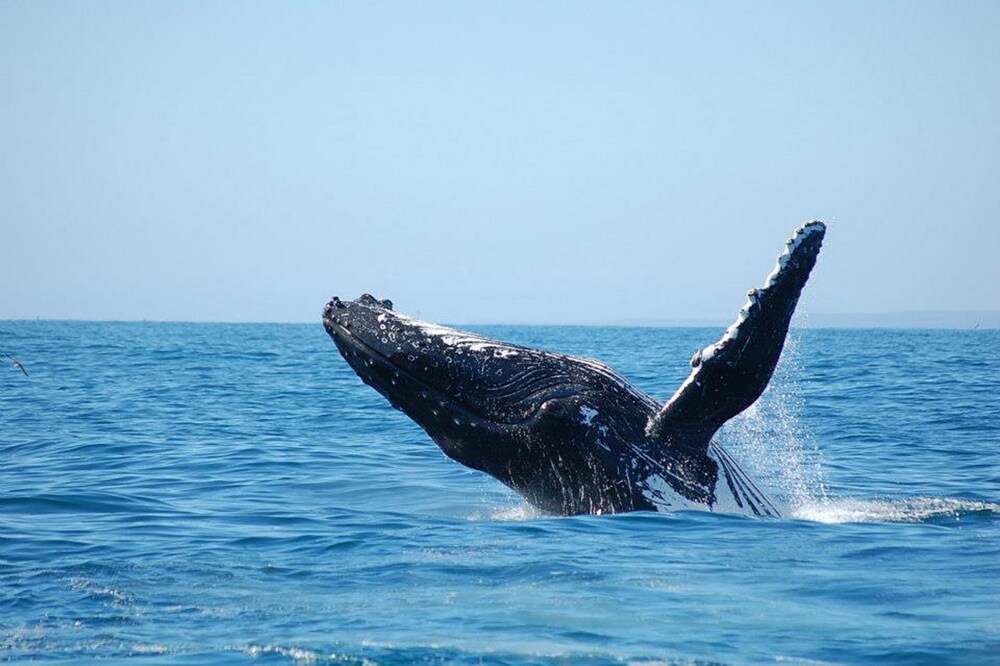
646;221;826;450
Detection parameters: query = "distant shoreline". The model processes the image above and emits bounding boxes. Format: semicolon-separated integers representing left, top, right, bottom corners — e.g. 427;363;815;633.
1;310;998;330
593;310;1000;330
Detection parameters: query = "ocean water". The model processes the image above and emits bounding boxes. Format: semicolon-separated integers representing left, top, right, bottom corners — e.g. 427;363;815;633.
1;321;997;665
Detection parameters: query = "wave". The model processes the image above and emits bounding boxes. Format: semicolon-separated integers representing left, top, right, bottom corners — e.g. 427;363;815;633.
789;496;1000;524
475;496;999;525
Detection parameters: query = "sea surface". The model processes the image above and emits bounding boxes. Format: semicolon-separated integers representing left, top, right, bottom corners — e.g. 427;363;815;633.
1;322;998;665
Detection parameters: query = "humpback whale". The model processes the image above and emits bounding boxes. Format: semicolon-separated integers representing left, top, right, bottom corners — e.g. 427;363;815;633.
323;221;826;517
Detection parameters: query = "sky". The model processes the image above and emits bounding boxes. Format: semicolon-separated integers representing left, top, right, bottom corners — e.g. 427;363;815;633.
2;1;998;324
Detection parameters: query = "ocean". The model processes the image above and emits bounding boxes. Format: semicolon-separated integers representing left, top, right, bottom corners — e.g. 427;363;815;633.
1;321;997;664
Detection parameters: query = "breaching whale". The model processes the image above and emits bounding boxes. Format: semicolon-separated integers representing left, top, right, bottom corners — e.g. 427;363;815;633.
323;221;826;517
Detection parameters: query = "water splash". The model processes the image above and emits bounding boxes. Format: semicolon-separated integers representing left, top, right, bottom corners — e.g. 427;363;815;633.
472;481;542;521
483;503;543;522
720;331;830;511
718;332;999;525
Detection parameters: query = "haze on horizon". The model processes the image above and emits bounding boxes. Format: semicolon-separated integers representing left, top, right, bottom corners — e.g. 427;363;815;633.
2;2;998;325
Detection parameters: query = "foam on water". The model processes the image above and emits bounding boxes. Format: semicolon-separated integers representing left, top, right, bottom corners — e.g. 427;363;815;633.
789;497;1000;524
478;497;1000;525
243;645;336;664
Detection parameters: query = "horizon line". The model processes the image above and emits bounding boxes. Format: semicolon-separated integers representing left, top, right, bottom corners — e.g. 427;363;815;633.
1;309;998;330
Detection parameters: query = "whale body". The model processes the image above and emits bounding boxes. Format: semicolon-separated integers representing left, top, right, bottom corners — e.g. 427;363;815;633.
323;221;826;517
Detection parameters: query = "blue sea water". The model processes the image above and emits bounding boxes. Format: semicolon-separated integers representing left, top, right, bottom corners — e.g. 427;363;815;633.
1;321;998;665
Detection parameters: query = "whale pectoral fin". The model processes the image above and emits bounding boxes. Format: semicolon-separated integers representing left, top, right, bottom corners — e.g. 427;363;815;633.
646;221;826;450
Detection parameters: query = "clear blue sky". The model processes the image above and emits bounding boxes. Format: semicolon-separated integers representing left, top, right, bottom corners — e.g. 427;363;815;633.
2;1;998;324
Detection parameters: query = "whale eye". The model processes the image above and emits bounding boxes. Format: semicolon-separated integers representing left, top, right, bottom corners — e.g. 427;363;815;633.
541;400;565;415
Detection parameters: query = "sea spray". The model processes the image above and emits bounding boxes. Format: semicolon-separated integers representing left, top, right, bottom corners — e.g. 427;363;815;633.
720;331;830;512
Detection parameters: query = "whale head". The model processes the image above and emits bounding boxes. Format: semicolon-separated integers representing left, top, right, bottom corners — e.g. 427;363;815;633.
322;294;658;513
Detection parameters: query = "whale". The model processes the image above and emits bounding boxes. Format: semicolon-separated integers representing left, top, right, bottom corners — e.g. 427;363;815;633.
322;221;826;517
